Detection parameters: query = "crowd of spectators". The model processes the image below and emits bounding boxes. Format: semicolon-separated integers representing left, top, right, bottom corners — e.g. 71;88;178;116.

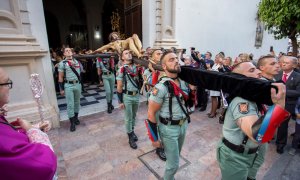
49;45;300;155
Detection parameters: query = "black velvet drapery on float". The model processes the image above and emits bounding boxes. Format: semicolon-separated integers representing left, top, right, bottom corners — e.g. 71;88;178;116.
74;55;275;106
179;66;274;105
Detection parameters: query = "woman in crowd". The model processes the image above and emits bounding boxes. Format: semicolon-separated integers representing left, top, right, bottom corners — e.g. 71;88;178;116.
207;53;224;118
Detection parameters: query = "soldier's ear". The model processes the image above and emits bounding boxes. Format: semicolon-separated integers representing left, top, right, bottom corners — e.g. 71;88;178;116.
258;65;264;71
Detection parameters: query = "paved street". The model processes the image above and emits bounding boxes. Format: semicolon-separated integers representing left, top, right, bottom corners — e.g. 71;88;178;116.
49;102;300;180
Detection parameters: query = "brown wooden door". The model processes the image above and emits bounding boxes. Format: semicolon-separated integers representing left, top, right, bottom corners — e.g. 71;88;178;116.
124;0;142;41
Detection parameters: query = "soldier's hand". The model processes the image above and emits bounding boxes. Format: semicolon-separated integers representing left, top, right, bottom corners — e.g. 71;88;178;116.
271;83;286;108
91;50;98;54
148;63;155;72
119;103;125;109
60;90;65;96
152;141;161;148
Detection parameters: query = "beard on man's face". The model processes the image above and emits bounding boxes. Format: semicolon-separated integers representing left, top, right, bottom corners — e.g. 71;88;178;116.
125;59;133;64
166;65;181;73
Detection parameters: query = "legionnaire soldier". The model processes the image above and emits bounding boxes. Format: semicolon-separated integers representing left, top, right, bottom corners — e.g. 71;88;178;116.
58;48;82;132
217;61;288;180
146;51;196;180
257;55;280;82
247;55;280;179
96;56;115;113
116;49;142;149
143;49;167;161
143;49;165;87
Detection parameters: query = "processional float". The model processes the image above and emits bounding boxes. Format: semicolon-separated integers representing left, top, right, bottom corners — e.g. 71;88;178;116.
74;52;276;106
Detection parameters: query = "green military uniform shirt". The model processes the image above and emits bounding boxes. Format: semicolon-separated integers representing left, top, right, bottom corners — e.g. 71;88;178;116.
149;77;189;120
223;96;259;149
96;57;112;73
116;64;139;92
58;59;81;81
218;96;268;180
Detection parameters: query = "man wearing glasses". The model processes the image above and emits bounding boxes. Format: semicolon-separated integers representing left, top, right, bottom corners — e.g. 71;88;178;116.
0;78;12;111
0;67;57;179
275;56;300;154
0;79;12;88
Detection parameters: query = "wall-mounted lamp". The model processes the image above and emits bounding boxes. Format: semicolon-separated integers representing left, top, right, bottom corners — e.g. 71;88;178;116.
94;26;100;39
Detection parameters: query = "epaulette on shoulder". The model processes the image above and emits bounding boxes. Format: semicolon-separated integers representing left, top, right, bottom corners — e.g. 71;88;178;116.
162;80;170;86
62;60;68;65
162;80;174;95
158;76;168;83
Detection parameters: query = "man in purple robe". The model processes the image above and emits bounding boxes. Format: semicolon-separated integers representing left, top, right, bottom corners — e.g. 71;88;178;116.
0;67;57;180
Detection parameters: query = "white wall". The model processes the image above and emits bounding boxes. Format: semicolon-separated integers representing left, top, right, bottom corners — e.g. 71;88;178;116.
25;0;59;126
144;0;288;59
176;0;288;58
27;0;49;51
142;0;156;49
27;0;59;113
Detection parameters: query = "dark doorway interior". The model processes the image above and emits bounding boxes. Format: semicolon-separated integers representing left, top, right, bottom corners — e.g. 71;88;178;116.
43;0;142;49
43;0;143;108
42;0;88;50
102;0;124;44
44;11;61;49
102;0;142;43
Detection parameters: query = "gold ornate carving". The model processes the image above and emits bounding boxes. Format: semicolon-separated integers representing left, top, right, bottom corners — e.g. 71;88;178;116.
110;9;126;39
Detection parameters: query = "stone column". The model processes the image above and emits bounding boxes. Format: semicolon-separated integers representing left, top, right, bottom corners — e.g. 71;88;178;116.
153;0;179;49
